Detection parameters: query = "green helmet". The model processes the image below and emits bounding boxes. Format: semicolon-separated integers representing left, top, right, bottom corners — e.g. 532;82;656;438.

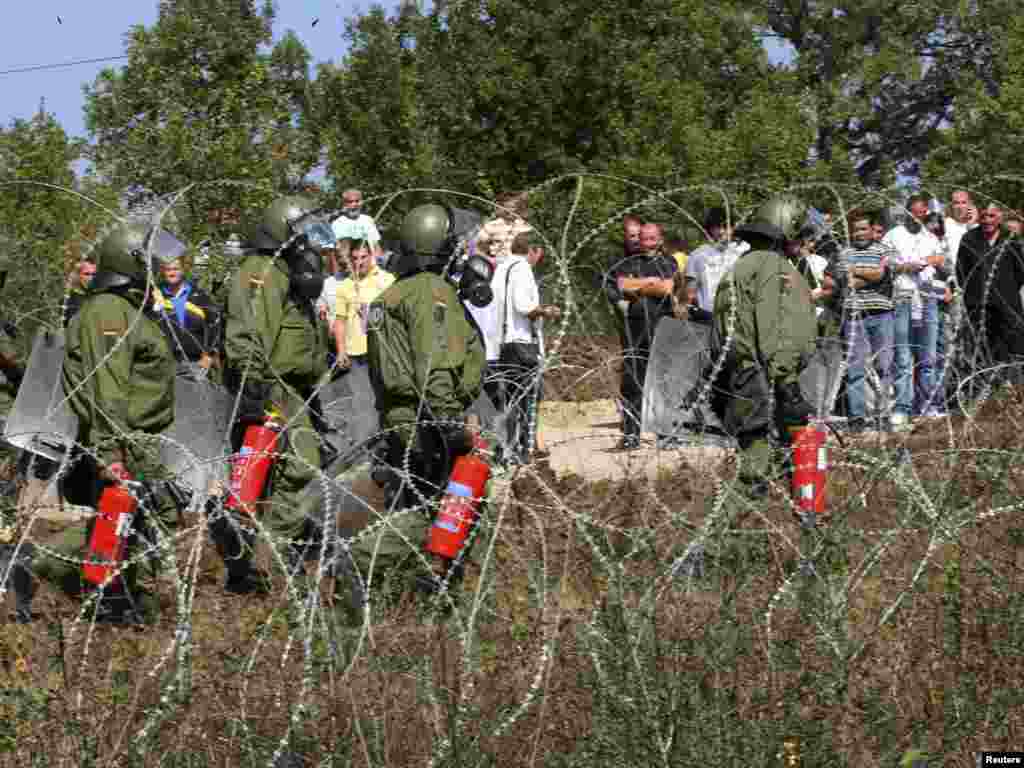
0;236;11;291
393;204;481;276
736;195;808;243
401;203;451;256
247;195;323;252
91;221;187;292
0;235;11;276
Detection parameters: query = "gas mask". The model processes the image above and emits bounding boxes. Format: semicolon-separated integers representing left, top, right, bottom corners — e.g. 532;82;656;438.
905;219;923;235
343;206;362;220
456;255;495;308
284;217;335;301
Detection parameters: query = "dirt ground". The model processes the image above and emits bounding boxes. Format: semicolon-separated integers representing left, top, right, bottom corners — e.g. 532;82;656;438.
537;398;729;482
6;381;1024;766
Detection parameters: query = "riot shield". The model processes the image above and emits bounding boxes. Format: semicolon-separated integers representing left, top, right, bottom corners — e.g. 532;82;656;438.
799;338;845;417
641;318;725;438
158;376;235;494
468;389;505;447
300;383;502;529
2;330;78;461
3;329;235;492
317;365;380;457
641;318;845;440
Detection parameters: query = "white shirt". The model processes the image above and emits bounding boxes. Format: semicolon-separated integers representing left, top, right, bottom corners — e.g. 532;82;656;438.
491;255;540;346
685;240;750;311
331;213;381;245
882;225;940;299
466;298;501;362
944;217;973;270
804;253;829;318
317;274;340;323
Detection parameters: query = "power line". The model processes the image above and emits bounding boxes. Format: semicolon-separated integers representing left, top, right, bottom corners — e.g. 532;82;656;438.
0;55;129;77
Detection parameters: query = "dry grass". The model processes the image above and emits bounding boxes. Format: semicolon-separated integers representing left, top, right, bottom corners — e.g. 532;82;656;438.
2;390;1024;766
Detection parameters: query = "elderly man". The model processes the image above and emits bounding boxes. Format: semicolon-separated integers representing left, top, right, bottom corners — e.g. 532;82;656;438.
331;188;383;264
955;203;1024;390
476;191;533;263
603;222;677;449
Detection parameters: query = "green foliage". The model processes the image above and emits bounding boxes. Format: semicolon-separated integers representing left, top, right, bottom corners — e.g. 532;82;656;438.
83;0;316;242
0;109;120;334
922;13;1024;207
759;0;1016;186
318;0;813;196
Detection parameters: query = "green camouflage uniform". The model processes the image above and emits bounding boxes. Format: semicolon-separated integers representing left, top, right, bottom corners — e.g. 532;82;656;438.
0;287;21;511
223;252;329;543
32;291;177;598
0;324;19;422
349;271;485;575
712;248;817;479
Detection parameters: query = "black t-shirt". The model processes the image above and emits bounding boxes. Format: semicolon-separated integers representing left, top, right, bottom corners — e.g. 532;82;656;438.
604;250;678;342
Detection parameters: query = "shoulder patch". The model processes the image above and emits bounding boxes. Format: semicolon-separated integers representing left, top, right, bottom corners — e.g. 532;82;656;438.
367;303;385;330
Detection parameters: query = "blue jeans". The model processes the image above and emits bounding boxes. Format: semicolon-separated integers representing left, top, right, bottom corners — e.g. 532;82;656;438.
931;303;949;413
892;299;915;417
844;311;894;419
911;298;939;415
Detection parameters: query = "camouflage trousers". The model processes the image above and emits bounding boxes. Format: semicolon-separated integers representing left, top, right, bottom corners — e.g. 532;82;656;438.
18;444;182;612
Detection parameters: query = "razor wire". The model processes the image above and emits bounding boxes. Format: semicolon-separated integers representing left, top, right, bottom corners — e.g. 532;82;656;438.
1;174;1024;765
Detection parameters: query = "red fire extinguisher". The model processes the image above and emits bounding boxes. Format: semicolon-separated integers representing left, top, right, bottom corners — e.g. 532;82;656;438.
83;464;138;591
226;410;283;517
425;437;491;561
790;423;827;523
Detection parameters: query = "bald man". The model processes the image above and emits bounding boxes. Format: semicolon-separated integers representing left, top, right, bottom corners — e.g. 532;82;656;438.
604;221;678;449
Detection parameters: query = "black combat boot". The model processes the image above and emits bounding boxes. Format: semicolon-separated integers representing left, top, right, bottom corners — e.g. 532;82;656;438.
2;544;35;624
209;505;269;595
775;380;816;427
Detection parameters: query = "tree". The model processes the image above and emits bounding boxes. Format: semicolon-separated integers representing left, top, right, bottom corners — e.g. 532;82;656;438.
316;1;814;226
922;13;1024;207
758;0;1019;186
83;0;320;241
0;108;120;332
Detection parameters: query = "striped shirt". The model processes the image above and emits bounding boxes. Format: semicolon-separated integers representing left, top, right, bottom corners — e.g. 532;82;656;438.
827;241;895;315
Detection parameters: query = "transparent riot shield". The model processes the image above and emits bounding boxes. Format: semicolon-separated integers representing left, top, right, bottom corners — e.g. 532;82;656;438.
3;330;78;461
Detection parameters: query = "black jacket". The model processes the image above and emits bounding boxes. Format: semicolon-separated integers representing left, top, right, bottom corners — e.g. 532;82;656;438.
62;288;88;328
604;250;678;344
155;282;221;362
956;228;1024;313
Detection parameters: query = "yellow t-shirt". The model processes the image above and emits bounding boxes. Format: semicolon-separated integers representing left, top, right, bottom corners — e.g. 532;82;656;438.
336;266;396;356
673;251;688;274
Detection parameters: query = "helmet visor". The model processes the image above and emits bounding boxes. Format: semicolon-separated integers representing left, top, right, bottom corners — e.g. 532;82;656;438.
298;219;337;251
147;229;188;265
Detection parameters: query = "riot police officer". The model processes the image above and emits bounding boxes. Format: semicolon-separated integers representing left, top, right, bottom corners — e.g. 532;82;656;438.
711;196;817;493
221;196;333;590
0;243;24;426
5;221;184;624
351;203;487;596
